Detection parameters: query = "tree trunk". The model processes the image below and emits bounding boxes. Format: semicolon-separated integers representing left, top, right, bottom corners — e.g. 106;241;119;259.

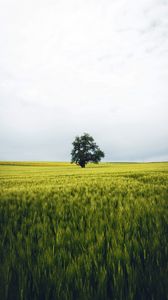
80;161;85;168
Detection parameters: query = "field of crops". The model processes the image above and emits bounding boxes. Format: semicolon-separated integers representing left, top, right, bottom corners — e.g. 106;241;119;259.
0;162;168;300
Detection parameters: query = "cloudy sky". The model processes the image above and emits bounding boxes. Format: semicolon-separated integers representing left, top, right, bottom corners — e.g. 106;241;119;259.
0;0;168;161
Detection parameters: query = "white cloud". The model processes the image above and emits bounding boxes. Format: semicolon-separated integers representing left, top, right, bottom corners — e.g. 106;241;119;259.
0;0;168;161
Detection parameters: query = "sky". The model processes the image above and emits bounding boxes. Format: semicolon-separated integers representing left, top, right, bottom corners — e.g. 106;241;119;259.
0;0;168;161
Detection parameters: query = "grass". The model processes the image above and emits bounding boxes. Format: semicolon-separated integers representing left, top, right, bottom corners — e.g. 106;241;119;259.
0;162;168;299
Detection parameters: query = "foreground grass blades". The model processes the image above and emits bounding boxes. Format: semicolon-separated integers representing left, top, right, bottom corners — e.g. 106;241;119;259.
0;162;168;299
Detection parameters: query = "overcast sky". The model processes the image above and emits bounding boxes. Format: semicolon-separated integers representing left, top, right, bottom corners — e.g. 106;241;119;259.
0;0;168;161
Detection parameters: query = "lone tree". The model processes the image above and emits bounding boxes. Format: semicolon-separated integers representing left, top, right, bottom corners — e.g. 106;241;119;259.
71;133;105;168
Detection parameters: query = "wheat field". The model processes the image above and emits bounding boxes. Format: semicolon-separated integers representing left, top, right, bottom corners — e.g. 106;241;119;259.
0;162;168;299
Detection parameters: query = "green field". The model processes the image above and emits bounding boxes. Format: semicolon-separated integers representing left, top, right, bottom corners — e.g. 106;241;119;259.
0;162;168;300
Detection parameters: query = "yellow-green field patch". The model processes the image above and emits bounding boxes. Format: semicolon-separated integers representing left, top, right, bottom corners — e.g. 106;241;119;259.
0;162;168;299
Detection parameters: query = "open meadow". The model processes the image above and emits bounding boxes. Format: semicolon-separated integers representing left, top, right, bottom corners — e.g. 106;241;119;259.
0;162;168;300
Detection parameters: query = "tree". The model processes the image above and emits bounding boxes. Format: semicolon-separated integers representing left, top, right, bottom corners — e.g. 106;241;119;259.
71;133;105;168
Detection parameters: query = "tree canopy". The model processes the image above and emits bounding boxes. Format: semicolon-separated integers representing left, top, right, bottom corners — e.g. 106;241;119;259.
71;133;105;168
